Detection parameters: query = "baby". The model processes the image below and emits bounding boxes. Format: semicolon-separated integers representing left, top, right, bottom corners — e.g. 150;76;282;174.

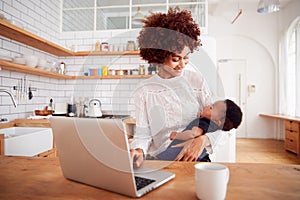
170;99;243;141
156;99;243;161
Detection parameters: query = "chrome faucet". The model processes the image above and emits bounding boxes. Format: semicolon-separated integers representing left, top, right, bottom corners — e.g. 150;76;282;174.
0;89;17;107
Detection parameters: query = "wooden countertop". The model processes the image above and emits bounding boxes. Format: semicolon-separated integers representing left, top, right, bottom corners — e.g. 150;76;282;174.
260;113;300;122
0;117;136;129
0;156;299;200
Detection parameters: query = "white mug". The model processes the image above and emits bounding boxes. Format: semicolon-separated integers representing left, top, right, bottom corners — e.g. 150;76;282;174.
195;163;229;200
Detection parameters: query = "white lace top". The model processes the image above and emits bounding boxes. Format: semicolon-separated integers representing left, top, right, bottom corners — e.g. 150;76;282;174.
130;70;220;156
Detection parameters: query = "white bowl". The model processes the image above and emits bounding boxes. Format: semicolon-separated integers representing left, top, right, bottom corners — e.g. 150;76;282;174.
24;55;38;68
37;58;47;68
13;57;26;65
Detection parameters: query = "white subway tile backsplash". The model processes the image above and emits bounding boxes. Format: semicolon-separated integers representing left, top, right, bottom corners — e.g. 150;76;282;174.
2;40;19;52
0;70;11;78
0;0;147;120
75;31;93;39
3;2;20;18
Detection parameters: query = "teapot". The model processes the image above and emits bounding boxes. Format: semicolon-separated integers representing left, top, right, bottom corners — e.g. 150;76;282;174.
84;99;102;117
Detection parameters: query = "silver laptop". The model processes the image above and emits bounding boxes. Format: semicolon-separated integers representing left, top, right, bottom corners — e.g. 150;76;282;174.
50;117;175;197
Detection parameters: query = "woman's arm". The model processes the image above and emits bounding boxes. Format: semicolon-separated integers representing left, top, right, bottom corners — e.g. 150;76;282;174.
174;135;211;161
130;88;152;166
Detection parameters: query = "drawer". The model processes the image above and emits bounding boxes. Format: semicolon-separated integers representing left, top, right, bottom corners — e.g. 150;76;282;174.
285;120;299;132
285;138;299;154
285;130;299;141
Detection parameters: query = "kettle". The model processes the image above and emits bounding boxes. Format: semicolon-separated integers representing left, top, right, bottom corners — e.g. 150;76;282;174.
84;99;102;117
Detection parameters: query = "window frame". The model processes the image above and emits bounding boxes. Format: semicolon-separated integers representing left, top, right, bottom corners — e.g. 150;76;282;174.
61;0;208;32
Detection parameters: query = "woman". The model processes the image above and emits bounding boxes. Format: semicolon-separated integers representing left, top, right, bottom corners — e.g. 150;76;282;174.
130;7;221;167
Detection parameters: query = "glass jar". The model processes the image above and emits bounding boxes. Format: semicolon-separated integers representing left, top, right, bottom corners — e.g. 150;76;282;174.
95;41;101;51
127;41;135;51
139;64;145;75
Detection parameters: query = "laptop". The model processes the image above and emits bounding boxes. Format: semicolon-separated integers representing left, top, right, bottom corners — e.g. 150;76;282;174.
50;117;175;197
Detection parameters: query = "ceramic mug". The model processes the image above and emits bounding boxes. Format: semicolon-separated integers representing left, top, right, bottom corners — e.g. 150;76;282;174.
194;163;229;200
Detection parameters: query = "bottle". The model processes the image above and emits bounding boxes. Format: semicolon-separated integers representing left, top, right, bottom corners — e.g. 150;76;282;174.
102;66;108;76
139;64;145;75
95;41;101;51
59;62;66;74
148;64;153;75
48;98;53;111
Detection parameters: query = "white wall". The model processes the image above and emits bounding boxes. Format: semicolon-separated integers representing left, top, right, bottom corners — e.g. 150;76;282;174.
207;1;300;139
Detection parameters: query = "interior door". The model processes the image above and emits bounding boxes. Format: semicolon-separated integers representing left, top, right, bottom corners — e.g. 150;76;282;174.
217;59;247;138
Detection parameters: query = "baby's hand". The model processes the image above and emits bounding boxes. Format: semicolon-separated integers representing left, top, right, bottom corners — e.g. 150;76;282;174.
169;132;177;140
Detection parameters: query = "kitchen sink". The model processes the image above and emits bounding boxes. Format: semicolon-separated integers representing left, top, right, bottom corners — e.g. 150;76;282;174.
0;127;53;156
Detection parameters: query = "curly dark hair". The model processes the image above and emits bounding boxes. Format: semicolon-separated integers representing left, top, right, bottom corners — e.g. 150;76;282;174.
138;7;201;64
222;99;243;131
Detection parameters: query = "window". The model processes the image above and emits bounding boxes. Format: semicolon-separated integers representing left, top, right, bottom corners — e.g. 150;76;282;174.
285;18;300;117
61;0;207;31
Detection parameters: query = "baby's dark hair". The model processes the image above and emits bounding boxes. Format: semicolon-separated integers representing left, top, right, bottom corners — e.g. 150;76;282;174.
138;7;201;64
222;99;243;131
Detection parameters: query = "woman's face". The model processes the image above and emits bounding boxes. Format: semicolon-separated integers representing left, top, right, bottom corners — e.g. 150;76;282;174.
159;46;190;79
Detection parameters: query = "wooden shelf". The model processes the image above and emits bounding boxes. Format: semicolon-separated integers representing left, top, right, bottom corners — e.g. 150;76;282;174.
74;50;140;56
0;19;140;57
0;60;151;79
0;19;74;56
0;20;145;79
0;60;74;79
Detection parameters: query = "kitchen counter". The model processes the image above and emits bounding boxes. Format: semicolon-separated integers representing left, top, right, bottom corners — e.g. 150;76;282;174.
0;156;299;199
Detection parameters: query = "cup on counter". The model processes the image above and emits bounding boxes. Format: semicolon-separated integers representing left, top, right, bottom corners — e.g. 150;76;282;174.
195;163;229;200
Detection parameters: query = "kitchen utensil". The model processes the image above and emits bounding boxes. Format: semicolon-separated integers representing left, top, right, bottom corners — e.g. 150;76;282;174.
84;99;102;117
28;86;33;100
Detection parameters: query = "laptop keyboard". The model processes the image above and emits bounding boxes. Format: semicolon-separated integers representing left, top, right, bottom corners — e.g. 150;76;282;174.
134;176;155;190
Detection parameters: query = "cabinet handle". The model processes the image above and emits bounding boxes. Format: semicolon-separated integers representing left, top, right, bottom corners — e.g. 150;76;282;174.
290;139;293;142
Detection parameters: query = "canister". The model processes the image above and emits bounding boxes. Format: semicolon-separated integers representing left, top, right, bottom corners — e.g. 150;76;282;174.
97;67;102;76
101;42;109;51
102;66;108;76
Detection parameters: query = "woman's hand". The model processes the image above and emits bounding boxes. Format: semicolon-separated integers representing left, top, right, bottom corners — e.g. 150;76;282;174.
130;148;144;168
173;135;210;161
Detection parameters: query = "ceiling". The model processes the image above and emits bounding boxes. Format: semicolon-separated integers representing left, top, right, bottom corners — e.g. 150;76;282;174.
208;0;293;16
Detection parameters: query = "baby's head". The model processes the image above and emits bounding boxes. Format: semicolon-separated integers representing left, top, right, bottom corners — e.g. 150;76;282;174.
200;99;243;131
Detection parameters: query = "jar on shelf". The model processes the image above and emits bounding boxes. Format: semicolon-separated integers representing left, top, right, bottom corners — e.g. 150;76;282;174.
102;66;108;76
132;69;139;75
127;41;135;51
139;64;145;75
101;42;109;51
95;41;101;51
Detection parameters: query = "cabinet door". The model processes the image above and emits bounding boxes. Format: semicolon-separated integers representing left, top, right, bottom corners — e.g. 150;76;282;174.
284;120;299;154
285;120;299;132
